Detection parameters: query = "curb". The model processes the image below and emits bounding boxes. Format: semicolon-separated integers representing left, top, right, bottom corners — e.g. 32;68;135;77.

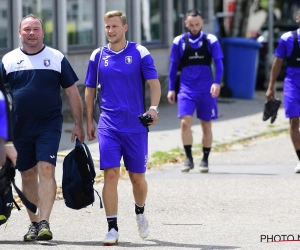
57;127;289;166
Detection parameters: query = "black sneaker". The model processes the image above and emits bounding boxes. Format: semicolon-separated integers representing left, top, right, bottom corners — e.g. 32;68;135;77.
262;99;281;122
270;99;281;124
262;100;272;121
37;220;53;241
199;159;209;173
181;158;194;172
24;222;39;241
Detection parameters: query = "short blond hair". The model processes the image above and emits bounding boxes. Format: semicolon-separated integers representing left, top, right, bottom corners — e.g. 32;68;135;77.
104;10;127;25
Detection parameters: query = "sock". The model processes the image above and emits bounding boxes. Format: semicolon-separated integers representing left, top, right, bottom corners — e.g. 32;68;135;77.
296;150;300;161
202;147;211;161
135;203;145;215
184;145;193;160
107;216;118;232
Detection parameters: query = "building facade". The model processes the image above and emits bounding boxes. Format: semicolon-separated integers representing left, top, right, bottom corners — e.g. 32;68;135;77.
1;0;215;104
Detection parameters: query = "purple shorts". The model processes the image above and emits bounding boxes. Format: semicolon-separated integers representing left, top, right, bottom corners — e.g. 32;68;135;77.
177;92;218;121
284;93;300;118
98;129;148;173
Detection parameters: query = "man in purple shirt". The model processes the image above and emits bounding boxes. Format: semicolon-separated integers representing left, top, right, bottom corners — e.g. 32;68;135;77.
0;90;7;163
266;8;300;173
168;9;224;173
85;10;161;245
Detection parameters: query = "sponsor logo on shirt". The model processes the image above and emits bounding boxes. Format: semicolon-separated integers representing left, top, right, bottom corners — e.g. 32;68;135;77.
189;52;204;60
125;56;132;64
44;59;51;67
16;60;26;70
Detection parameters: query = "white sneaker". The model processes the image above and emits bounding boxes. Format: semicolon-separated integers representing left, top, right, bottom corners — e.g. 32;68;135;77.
136;214;149;239
103;228;119;246
294;162;300;173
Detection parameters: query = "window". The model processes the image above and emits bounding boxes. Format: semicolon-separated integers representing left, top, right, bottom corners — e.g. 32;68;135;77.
194;0;203;12
0;0;10;49
173;0;187;37
194;0;206;20
141;0;163;44
67;0;96;48
22;0;55;47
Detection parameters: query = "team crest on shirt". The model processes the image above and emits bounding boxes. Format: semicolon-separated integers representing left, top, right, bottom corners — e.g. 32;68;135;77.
44;59;51;67
125;56;132;64
198;41;203;47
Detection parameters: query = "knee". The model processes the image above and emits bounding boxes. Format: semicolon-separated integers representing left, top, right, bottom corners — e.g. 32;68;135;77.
181;119;191;132
104;168;119;184
130;175;146;188
38;162;55;179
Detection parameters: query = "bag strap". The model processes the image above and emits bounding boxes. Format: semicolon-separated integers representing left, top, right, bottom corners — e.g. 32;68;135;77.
11;179;38;214
93;188;103;208
95;47;104;100
4;159;38;214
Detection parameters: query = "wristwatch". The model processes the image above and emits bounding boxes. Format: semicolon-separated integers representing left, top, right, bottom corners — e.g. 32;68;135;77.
149;106;159;114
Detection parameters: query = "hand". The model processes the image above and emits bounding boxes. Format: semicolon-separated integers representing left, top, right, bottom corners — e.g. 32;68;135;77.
71;124;85;143
87;121;96;141
167;91;176;104
210;83;220;98
144;109;158;126
266;87;275;101
5;142;17;166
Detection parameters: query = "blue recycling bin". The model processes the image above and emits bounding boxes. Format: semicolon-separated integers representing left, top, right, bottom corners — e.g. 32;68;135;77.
221;38;262;99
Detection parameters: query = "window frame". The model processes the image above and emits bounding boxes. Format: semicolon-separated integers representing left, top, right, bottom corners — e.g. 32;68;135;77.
21;0;57;48
0;0;12;55
141;0;167;48
173;0;189;37
67;0;98;52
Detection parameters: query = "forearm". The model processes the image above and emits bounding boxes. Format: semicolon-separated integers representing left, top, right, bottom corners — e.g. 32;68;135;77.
66;85;84;126
268;57;283;89
214;58;223;84
168;61;179;91
147;79;161;106
85;87;96;124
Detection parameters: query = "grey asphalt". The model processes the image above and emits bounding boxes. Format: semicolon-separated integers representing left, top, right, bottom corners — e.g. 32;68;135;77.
3;90;300;249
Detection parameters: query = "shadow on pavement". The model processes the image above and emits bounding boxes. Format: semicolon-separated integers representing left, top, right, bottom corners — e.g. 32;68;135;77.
0;239;240;249
148;90;283;132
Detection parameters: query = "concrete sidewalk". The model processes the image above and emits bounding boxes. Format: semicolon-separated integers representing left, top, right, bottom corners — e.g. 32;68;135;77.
34;90;286;188
12;90;288;188
58;90;288;162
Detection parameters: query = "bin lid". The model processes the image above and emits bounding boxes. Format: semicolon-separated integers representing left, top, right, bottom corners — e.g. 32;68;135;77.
221;37;262;49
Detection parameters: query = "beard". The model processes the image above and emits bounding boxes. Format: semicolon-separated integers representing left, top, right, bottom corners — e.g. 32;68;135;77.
187;28;202;36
